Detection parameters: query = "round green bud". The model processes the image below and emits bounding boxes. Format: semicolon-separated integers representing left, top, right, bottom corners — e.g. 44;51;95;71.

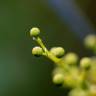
52;73;64;85
32;46;43;57
64;52;78;65
50;47;65;58
69;88;88;96
30;27;40;37
80;57;91;69
84;34;96;49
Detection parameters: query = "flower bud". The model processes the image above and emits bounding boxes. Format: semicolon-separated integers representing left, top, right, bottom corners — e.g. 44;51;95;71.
84;34;96;49
52;73;64;86
80;57;91;69
30;27;40;37
32;46;43;57
50;47;65;58
64;52;78;65
69;88;88;96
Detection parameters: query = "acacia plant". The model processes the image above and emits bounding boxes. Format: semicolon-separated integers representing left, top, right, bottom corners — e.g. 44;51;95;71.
29;27;96;96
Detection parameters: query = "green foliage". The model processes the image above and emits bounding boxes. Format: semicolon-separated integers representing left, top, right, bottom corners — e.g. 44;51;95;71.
30;27;96;96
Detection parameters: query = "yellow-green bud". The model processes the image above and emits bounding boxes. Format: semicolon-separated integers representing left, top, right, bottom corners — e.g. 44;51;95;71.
64;52;78;65
69;88;88;96
50;47;65;58
30;27;40;37
32;46;43;57
52;73;64;85
80;57;91;69
84;34;96;49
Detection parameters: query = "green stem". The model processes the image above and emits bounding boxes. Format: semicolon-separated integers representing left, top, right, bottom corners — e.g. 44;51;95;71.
36;37;48;53
33;37;60;64
47;52;60;64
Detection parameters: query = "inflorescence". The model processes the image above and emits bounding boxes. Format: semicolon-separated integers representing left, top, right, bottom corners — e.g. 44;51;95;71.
29;27;96;96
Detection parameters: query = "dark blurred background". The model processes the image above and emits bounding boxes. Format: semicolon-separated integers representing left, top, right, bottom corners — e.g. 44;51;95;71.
0;0;96;96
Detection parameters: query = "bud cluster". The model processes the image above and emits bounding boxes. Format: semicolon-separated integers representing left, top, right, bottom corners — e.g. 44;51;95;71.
29;27;96;96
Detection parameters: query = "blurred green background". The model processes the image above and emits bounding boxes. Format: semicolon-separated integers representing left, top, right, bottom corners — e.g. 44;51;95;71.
0;0;96;96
